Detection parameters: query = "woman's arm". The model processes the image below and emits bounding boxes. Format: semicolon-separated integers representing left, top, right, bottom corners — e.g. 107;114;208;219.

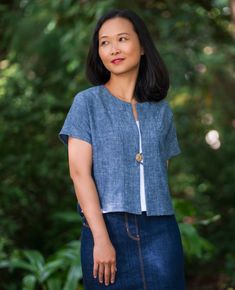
68;137;117;286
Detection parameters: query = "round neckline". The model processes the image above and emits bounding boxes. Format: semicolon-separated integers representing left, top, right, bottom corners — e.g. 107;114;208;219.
100;84;139;106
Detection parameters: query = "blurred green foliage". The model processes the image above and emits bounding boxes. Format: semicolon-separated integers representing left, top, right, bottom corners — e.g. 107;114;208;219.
0;0;235;289
0;240;83;290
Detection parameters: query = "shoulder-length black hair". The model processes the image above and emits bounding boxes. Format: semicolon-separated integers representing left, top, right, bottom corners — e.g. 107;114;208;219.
85;8;170;103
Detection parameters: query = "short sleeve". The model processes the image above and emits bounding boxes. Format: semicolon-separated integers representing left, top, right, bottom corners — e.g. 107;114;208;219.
164;113;181;160
58;93;92;146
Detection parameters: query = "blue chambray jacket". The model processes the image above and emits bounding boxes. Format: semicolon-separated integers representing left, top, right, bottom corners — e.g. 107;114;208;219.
58;85;181;216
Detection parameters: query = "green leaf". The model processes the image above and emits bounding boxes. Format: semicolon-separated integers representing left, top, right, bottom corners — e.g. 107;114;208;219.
0;260;10;268
22;250;45;273
22;274;37;290
63;265;83;290
40;260;66;282
46;277;62;290
179;223;214;259
9;257;34;272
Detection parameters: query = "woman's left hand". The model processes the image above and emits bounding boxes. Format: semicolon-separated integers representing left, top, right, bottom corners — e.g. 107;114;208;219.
93;238;117;286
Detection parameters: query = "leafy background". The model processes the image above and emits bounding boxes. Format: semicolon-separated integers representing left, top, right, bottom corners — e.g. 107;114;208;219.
0;0;235;289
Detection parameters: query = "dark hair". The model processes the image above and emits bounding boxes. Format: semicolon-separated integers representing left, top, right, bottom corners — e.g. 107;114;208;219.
85;9;170;102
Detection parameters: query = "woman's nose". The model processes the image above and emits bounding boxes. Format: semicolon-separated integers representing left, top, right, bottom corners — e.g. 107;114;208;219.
110;42;121;55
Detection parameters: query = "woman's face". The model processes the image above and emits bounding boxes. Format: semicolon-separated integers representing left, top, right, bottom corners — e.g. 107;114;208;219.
98;17;144;77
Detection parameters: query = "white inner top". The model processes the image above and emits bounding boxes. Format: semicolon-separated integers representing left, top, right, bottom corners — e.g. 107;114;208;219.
136;120;147;212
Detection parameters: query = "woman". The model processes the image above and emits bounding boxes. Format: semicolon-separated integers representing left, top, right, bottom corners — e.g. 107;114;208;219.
59;8;186;290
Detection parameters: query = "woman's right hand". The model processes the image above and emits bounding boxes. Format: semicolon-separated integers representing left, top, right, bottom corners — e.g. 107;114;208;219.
93;239;117;286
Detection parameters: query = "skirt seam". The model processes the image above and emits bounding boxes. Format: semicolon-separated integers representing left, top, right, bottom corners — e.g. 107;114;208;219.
136;215;148;290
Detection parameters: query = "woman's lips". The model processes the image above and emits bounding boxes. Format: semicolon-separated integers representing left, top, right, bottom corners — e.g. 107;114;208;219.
111;58;125;64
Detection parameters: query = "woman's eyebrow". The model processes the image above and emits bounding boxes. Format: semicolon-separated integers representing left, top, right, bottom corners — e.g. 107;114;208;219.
99;32;130;39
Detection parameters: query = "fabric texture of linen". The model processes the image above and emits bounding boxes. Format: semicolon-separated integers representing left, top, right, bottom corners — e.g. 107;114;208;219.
58;85;181;216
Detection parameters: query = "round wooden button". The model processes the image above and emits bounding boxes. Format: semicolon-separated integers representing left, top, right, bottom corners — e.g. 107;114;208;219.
136;153;143;162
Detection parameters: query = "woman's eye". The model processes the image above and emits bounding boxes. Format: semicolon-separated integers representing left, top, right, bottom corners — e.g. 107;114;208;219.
100;41;108;46
119;37;128;41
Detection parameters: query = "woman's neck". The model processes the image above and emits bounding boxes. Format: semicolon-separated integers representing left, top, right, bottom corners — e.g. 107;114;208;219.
104;79;137;104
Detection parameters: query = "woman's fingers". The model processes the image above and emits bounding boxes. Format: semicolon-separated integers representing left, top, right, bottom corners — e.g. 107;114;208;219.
98;263;104;283
104;262;111;285
93;261;98;279
110;263;117;284
94;262;116;285
93;241;117;284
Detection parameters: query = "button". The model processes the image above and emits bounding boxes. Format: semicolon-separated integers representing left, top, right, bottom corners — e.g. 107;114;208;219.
136;152;143;162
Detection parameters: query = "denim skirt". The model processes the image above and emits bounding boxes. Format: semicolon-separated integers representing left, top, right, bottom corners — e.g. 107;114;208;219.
80;212;186;290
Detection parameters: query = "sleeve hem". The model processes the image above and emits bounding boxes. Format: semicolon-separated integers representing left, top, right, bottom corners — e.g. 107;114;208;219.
166;148;182;160
58;131;92;146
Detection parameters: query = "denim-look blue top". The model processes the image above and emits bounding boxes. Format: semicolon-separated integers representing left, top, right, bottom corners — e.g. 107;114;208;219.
58;85;181;216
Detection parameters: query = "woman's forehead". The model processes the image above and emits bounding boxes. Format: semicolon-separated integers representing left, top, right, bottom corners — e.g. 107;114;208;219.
99;18;134;38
